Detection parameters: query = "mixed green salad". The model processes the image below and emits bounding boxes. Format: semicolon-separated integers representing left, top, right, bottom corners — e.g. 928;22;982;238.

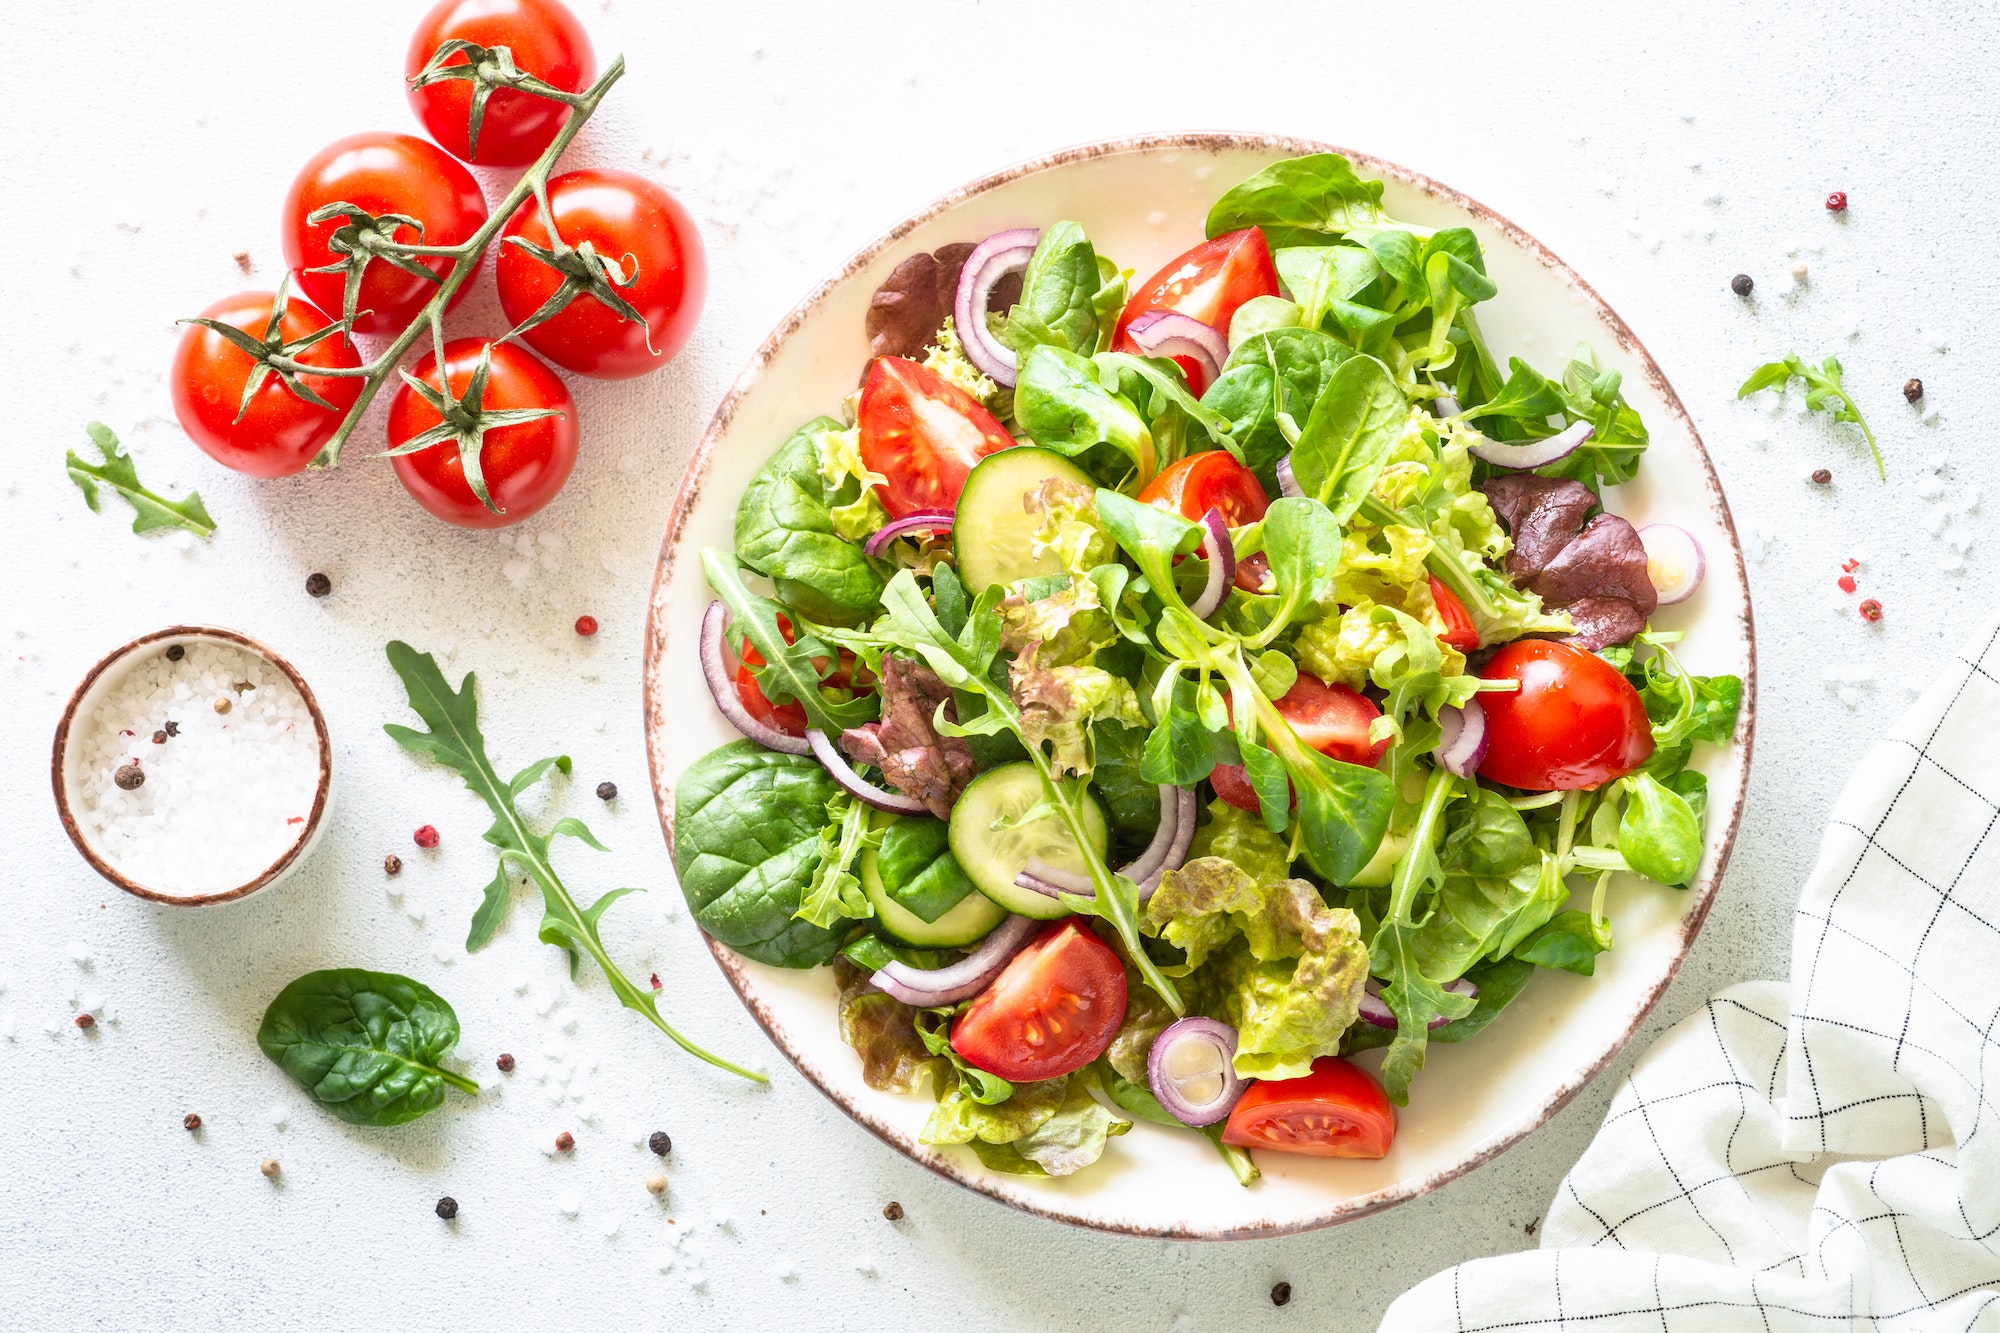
673;153;1741;1184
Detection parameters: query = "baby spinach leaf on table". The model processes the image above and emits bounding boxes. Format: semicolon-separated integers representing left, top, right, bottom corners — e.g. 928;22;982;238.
675;740;849;969
386;643;765;1081
873;814;976;923
703;548;879;736
257;968;478;1127
732;418;886;623
1014;345;1155;478
1738;352;1884;479
67;422;216;538
1286;355;1406;522
1206;152;1389;241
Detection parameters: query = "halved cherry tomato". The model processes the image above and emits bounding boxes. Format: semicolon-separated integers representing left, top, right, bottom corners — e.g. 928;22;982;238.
951;921;1126;1083
730;618;865;739
1137;450;1270;527
857;356;1015;517
1221;1057;1395;1159
1476;640;1654;791
405;0;596;167
1429;575;1481;651
1233;551;1273;594
1112;228;1280;392
1210;674;1388;812
170;289;364;478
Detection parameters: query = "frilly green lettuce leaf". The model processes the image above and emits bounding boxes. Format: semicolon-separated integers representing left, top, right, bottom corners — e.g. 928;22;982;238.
968;1074;1133;1176
1186;799;1293;890
921;1072;1070;1147
833;960;941;1095
1007;647;1145;777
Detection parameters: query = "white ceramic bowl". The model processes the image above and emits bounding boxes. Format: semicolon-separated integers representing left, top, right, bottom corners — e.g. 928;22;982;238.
53;625;334;907
644;134;1755;1238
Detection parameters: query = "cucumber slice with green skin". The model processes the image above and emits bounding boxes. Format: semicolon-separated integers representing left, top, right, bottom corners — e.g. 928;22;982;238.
948;761;1109;920
859;812;1007;948
1343;829;1407;888
953;446;1095;592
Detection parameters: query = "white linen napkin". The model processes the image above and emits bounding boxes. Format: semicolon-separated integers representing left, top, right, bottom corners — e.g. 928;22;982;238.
1382;616;2000;1331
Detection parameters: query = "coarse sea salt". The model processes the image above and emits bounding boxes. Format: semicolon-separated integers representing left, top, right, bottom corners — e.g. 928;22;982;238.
71;641;318;895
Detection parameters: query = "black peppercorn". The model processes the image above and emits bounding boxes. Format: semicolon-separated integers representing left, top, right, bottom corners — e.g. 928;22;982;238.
164;720;180;737
183;1113;201;1131
1271;1282;1293;1307
882;1201;904;1221
384;854;403;877
596;781;618;802
305;572;332;598
1729;273;1753;297
649;1131;672;1156
1904;378;1924;403
496;1052;516;1072
435;1196;459;1220
165;644;185;662
114;763;145;790
1811;468;1832;485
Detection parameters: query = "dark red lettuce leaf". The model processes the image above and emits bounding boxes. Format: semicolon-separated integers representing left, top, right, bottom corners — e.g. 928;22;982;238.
863;242;1021;363
1478;476;1655;650
839;655;976;819
1480;475;1598;581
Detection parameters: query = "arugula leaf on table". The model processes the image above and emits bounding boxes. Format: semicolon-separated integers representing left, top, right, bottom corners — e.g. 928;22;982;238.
66;422;215;538
257;968;478;1127
383;642;765;1082
1738;352;1884;479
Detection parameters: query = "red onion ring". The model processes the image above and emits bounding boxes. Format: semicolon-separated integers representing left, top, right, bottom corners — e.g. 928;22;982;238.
1126;310;1228;390
1188;508;1235;618
806;727;928;815
1431;393;1462;417
1275;456;1303;499
953;228;1039;387
863;510;955;557
1468;420;1595;471
872;914;1040;1006
1146;1016;1245;1126
1637;523;1706;605
1433;700;1488;778
699;601;811;755
1359;976;1479;1029
1015;785;1198;902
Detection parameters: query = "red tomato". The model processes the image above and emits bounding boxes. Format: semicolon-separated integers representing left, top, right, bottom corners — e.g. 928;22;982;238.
1233;551;1273;594
170;290;364;478
730;620;866;739
1211;675;1388;812
1113;229;1279;391
857;357;1016;518
1221;1057;1396;1158
951;921;1126;1083
387;339;577;528
280;133;488;337
1429;575;1481;651
1477;640;1654;790
405;0;596;167
496;169;707;379
1136;451;1270;526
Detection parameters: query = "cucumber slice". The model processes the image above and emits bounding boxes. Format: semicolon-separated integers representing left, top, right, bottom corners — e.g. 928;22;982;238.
1344;830;1407;888
953;446;1094;592
948;761;1109;920
859;813;1006;948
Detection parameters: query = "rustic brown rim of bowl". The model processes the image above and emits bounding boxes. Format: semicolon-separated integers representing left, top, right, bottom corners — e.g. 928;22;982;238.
51;625;335;908
644;131;1758;1239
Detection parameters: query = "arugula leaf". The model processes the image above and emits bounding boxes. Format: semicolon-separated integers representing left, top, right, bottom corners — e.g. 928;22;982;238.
703;548;879;736
1286;355;1407;522
67;422;215;538
795;791;879;928
257;968;478;1126
383;642;765;1082
1738;353;1883;478
1206;153;1389;240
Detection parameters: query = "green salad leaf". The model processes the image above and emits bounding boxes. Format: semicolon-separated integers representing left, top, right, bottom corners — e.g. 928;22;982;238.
1738;353;1883;479
1206;153;1390;243
733;417;887;623
67;422;216;538
257;968;478;1127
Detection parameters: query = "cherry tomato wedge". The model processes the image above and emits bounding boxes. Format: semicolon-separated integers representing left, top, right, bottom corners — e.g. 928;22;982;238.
951;921;1126;1083
1221;1057;1395;1159
1476;640;1654;791
496;168;707;379
730;619;865;739
280;133;488;336
405;0;596;167
1113;228;1279;391
857;356;1015;518
387;339;577;528
1210;674;1388;812
1233;550;1273;594
1429;575;1481;651
1136;450;1270;526
171;290;364;478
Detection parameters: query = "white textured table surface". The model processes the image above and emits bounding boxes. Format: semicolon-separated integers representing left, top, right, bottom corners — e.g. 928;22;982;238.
4;3;1992;1328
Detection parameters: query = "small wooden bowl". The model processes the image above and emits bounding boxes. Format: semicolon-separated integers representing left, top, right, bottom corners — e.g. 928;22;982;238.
51;626;334;907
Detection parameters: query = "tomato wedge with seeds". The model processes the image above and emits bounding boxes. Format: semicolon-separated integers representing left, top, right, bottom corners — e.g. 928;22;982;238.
1476;640;1653;791
1136;450;1270;527
1429;575;1481;651
951;921;1126;1083
857;356;1015;518
1112;228;1280;391
1222;1057;1395;1158
1210;675;1388;813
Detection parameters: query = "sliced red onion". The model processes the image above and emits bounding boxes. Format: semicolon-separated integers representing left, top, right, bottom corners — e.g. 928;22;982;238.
872;914;1039;1006
806;726;927;815
1126;311;1228;390
1147;1017;1245;1126
1432;394;1462;418
1015;786;1198;903
1360;977;1479;1030
1433;700;1488;778
1637;523;1706;605
1275;456;1303;499
1188;509;1236;618
699;601;811;755
864;510;954;557
1468;420;1595;471
952;228;1039;387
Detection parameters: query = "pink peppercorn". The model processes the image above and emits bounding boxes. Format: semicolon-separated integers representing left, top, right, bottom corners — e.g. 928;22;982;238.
414;825;440;849
575;615;598;637
1837;575;1857;594
1826;191;1848;211
1859;599;1883;622
555;1131;575;1152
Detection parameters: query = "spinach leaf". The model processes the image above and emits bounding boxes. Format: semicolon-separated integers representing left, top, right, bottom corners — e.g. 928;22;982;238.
1440;785;1536;876
1287;355;1406;523
1008;221;1103;356
67;422;216;538
874;815;976;924
1200;328;1354;472
1411;853;1565;982
733;418;886;623
1139;704;1223;787
257;968;478;1127
1014;345;1154;477
1206;153;1389;241
1342;956;1535;1053
1618;772;1703;886
840;933;951;973
674;740;847;968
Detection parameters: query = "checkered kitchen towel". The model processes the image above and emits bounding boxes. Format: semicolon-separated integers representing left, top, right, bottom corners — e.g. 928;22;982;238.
1382;616;2000;1331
